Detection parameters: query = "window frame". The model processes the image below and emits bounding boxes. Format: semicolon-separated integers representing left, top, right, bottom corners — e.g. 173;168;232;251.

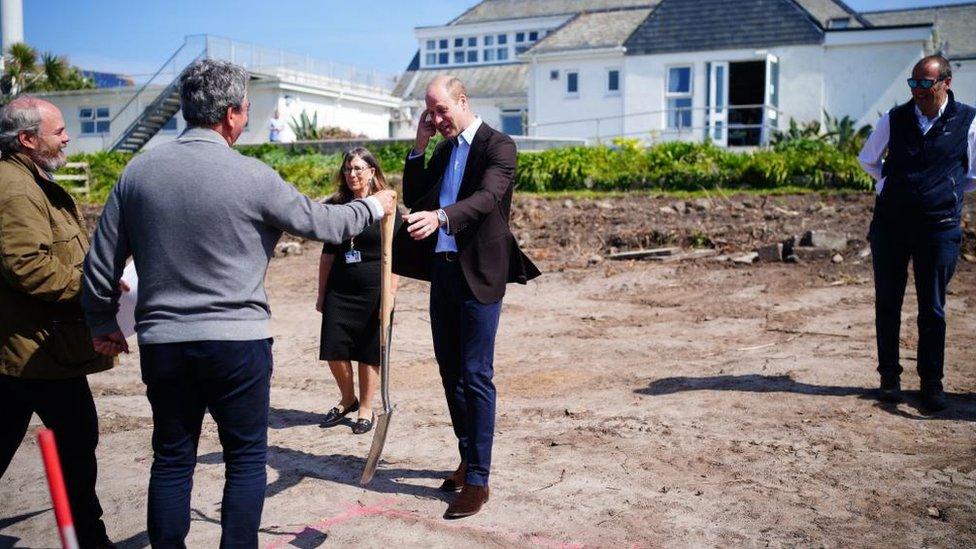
79;105;111;136
606;68;621;96
565;70;580;98
665;65;694;130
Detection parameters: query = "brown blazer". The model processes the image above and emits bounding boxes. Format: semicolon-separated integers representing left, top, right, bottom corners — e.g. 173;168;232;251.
393;122;540;303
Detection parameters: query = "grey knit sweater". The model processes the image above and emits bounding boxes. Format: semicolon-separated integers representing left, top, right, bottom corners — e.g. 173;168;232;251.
82;127;380;344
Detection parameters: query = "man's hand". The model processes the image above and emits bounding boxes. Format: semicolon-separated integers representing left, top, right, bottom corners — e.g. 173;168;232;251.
372;189;397;217
119;279;131;293
92;330;129;356
414;109;436;156
315;294;324;313
405;210;441;241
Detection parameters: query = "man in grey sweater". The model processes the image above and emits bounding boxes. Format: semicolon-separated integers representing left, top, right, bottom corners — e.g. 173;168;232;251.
81;59;395;548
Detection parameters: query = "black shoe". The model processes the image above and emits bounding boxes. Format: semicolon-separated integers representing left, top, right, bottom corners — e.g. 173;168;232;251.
352;414;374;435
878;377;902;403
920;389;949;412
320;399;359;427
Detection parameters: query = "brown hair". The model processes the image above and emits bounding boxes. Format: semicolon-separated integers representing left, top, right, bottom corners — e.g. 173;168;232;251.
331;146;388;204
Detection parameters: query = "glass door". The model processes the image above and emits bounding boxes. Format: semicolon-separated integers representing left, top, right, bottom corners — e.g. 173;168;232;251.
708;61;729;146
763;54;779;144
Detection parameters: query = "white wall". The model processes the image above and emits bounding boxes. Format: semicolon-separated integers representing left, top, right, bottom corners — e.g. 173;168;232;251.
528;54;625;141
949;58;976;107
823;41;926;127
527;37;936;144
41;78;396;154
619;45;825;143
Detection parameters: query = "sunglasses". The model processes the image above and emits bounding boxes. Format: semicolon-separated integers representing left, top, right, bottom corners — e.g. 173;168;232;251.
907;77;945;90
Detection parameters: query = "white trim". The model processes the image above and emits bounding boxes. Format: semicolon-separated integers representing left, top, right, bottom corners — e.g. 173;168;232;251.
521;46;626;61
824;26;932;47
415;15;571;37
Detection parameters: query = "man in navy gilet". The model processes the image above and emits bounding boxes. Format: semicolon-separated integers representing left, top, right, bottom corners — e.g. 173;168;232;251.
859;55;976;412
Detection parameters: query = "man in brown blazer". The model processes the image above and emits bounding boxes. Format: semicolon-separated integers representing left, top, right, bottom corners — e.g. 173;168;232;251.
0;97;115;547
394;75;540;519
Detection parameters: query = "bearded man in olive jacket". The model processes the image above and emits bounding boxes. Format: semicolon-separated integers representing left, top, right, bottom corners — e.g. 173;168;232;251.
0;97;114;548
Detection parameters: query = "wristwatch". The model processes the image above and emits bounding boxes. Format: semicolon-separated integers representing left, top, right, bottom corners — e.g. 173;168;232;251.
436;209;448;228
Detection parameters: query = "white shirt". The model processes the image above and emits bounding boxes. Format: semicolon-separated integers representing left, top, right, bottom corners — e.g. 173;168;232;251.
858;97;976;194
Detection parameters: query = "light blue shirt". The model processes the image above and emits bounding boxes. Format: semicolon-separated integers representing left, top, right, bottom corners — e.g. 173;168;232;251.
436;117;482;253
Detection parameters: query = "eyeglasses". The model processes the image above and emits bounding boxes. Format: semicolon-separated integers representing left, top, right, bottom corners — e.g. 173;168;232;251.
342;165;372;174
907;77;945;90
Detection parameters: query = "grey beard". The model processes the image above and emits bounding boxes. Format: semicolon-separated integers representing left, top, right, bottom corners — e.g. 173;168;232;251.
33;150;67;172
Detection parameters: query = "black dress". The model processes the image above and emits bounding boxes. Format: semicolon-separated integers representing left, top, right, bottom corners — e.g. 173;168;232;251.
319;213;402;365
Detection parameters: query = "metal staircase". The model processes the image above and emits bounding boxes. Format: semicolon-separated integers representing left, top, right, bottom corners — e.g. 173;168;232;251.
108;36;207;153
106;35;397;153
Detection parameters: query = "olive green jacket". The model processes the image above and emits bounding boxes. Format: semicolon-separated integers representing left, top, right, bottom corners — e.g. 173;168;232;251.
0;153;113;378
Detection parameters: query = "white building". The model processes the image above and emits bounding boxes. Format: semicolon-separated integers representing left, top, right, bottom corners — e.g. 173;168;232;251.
395;0;976;147
38;35;401;154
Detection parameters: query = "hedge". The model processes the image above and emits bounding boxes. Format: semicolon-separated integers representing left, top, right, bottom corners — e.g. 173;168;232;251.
61;138;872;205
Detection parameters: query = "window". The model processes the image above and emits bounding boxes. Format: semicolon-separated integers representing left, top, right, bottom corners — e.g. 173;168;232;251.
484;35;494;46
827;17;850;29
566;71;579;95
484;48;496;62
497;48;508;61
516;32;525;43
497;34;507;45
608;69;620;93
666;66;693;129
468;37;477;47
426;53;437;65
515;45;530;55
529;31;538;41
500;109;525;135
79;106;110;135
454;37;464;48
454;51;465;64
426;40;436;50
439;39;448;49
467;50;477;63
161;113;178;132
550;70;559;80
438;52;448;64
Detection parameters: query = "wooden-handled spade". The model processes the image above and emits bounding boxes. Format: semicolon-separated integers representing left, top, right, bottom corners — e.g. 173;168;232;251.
360;199;396;485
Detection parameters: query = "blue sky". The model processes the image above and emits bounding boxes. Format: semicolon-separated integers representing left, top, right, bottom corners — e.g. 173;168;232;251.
22;0;974;77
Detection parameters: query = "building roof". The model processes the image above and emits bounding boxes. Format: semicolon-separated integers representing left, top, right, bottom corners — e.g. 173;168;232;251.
791;0;868;28
449;0;654;25
525;7;653;55
862;2;976;59
393;63;529;100
624;0;824;55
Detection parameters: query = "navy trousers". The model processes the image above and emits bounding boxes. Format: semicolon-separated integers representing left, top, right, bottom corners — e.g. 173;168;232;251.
429;256;502;487
870;218;961;391
139;339;273;549
0;374;108;548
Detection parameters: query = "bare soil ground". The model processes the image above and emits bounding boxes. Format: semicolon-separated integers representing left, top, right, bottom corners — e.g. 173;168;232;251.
2;194;975;548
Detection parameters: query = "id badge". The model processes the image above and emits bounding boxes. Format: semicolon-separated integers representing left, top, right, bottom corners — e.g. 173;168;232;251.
344;250;362;264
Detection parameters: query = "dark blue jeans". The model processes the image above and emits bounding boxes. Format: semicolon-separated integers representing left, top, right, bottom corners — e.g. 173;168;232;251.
140;339;273;549
429;256;502;487
870;218;961;391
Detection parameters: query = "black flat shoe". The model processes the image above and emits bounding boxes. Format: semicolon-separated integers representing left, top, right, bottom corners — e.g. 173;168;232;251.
352;414;374;435
320;399;359;427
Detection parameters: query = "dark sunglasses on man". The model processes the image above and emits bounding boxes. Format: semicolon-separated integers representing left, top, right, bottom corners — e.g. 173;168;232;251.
907;77;946;90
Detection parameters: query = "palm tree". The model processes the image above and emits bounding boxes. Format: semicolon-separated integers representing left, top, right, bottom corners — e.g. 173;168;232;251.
2;42;93;99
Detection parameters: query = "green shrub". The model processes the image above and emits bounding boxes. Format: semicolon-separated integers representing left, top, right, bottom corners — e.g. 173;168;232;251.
65;137;872;205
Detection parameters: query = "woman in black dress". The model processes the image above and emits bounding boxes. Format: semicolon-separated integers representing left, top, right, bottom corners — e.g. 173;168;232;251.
316;147;401;434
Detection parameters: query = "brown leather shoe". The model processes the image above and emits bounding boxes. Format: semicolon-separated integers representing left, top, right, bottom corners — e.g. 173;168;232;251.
438;460;466;492
444;484;489;519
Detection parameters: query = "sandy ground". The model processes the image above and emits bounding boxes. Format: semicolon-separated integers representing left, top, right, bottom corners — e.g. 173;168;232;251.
1;195;975;548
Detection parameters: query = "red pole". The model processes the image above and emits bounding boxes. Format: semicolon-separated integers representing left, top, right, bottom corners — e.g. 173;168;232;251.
37;429;80;549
